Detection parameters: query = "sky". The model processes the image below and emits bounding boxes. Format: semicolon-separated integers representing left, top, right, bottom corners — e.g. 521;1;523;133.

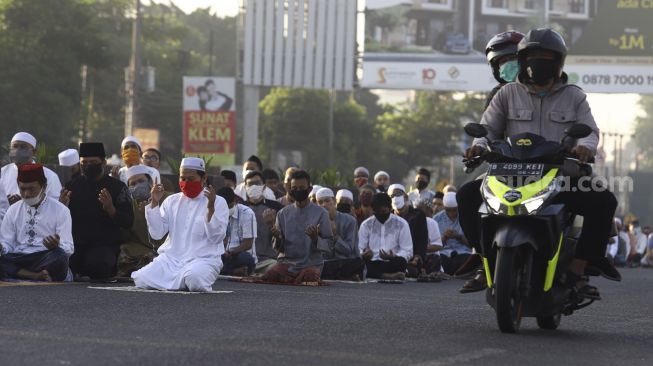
147;0;239;18
151;0;644;163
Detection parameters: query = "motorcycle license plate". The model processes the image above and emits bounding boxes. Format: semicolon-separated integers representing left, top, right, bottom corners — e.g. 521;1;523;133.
488;163;544;176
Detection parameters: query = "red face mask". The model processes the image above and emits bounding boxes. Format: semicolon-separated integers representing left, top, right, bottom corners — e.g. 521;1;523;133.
179;180;203;198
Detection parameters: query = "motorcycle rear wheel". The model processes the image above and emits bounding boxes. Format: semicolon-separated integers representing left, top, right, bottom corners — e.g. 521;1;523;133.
494;246;525;333
536;313;561;330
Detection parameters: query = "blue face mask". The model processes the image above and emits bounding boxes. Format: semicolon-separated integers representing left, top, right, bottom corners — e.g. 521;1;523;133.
499;60;519;82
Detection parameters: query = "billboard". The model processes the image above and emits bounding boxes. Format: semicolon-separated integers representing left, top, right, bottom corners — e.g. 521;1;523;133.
182;77;236;165
362;0;653;93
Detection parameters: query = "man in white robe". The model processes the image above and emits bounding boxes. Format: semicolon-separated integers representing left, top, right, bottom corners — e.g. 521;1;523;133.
132;157;229;292
0;163;73;281
1;132;62;205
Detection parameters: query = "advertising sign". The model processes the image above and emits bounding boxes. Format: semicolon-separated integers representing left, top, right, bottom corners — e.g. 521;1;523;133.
182;77;236;165
362;0;653;93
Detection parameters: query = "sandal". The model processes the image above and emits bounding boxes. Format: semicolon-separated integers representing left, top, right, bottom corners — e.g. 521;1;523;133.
460;269;487;293
566;271;601;300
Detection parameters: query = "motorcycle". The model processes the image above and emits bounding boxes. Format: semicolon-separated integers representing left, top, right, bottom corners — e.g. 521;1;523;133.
463;122;597;333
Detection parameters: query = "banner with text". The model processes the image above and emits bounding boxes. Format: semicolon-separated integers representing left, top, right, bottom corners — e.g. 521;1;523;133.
182;77;236;165
363;0;653;93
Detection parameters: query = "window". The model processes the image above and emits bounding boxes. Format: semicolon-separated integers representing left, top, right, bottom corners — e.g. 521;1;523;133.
569;0;586;14
486;0;508;8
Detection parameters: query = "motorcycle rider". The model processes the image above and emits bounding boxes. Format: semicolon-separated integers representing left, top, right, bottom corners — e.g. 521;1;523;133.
460;30;524;293
457;28;619;299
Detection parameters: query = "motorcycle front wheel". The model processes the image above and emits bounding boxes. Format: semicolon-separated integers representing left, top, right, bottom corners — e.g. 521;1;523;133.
494;246;526;333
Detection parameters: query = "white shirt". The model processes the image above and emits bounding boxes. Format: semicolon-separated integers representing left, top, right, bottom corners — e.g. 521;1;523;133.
0;182;8;222
226;204;258;262
426;217;443;255
0;197;74;256
607;235;619;257
118;165;161;185
1;163;62;201
632;231;648;255
358;213;413;261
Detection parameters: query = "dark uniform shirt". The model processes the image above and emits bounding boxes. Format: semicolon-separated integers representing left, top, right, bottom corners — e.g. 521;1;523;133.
66;174;134;248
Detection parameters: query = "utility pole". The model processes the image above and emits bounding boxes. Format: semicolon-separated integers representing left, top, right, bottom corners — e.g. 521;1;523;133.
78;65;88;145
328;89;335;167
208;29;214;76
125;0;142;138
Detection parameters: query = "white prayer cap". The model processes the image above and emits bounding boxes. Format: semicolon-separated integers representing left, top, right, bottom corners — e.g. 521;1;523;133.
310;185;323;197
121;136;141;149
387;184;406;196
336;189;353;201
126;165;151;180
316;187;334;200
180;157;205;172
614;217;622;226
11;132;37;148
443;192;458;208
374;171;389;180
58;149;79;166
354;166;369;177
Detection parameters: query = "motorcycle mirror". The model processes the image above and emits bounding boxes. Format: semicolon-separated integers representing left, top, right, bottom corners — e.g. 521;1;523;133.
464;123;488;138
564;124;592;139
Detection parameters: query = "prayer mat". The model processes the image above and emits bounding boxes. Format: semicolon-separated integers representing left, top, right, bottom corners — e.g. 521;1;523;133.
88;286;233;294
229;276;328;287
0;279;70;287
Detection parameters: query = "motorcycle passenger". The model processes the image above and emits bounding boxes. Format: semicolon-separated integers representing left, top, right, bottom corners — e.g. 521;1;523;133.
457;28;618;300
460;30;524;294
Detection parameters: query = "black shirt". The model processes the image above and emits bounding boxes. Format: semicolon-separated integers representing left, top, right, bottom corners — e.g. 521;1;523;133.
401;206;429;260
66;174;134;248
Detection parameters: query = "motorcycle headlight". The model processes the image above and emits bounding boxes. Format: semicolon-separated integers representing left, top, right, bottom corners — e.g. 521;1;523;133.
521;177;562;214
482;180;503;214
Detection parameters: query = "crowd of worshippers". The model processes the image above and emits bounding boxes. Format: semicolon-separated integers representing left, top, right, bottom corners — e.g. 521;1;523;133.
0;132;478;290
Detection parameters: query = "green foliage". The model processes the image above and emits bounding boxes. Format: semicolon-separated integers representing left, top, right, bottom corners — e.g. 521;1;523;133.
0;0;236;163
634;96;653;170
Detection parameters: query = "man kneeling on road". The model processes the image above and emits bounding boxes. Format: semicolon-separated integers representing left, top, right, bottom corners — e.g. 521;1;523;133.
132;158;229;292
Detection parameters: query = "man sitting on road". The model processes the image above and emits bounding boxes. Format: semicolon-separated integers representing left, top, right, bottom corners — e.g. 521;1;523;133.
217;187;257;277
316;188;365;281
243;171;283;274
0;164;74;281
434;192;472;275
359;193;413;281
262;170;332;285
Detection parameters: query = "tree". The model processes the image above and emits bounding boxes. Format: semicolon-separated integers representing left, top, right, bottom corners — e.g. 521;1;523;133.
375;91;486;180
259;88;379;176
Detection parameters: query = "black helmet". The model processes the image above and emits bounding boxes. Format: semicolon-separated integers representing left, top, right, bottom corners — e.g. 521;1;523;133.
485;31;524;83
517;28;567;65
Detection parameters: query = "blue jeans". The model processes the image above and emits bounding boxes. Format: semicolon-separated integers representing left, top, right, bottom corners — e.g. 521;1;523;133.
221;251;255;275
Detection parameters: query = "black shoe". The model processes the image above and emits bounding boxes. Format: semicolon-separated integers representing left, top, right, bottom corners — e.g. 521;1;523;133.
586;257;622;282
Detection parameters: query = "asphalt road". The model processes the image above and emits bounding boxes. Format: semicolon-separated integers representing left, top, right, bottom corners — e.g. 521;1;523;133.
1;268;651;366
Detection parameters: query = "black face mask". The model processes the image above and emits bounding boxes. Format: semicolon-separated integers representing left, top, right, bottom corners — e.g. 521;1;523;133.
416;180;428;190
82;163;104;179
337;203;352;213
290;188;310;202
374;212;391;223
377;185;387;193
525;59;558;85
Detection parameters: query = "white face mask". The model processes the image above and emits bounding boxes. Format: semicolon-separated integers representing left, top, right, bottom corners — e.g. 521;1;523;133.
229;205;237;216
242;169;254;180
391;196;405;210
22;188;44;207
246;185;264;201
